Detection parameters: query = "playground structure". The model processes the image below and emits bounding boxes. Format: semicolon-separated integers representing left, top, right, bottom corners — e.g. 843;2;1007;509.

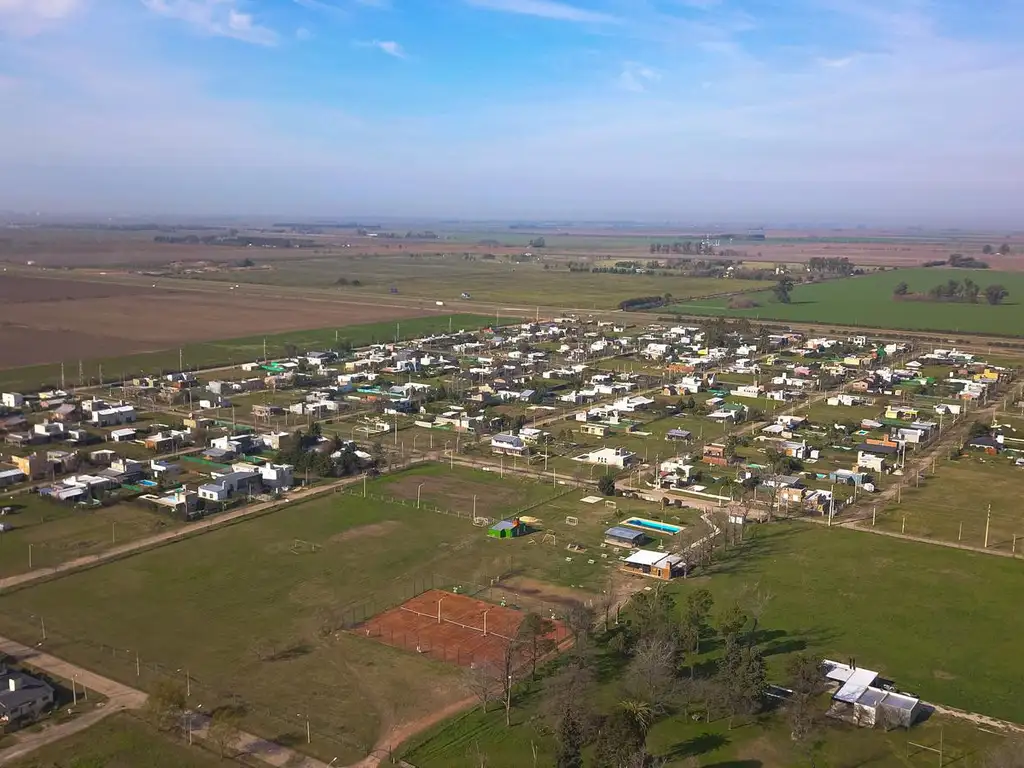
289;539;322;554
353;589;568;670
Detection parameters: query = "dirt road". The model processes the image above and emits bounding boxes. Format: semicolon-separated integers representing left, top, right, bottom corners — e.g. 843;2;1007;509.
0;635;331;768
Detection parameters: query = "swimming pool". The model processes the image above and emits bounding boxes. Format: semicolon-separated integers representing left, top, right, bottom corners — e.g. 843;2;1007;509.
138;479;158;487
622;517;683;535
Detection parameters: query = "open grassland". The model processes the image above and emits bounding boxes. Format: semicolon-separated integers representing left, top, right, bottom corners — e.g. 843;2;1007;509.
683;524;1024;722
0;467;642;763
0;312;490;392
0;495;183;578
671;268;1024;335
4;712;227;768
874;455;1024;551
195;255;756;309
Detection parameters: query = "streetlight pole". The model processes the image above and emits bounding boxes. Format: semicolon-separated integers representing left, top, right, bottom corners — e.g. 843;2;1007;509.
417;483;424;509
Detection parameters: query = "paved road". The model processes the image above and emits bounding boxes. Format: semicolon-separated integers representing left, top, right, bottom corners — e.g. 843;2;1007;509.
0;635;331;768
0;474;365;593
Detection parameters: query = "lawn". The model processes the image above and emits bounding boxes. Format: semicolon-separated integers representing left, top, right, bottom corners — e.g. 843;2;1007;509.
0;494;182;578
874;455;1024;551
670;268;1024;336
0;313;492;392
4;712;228;768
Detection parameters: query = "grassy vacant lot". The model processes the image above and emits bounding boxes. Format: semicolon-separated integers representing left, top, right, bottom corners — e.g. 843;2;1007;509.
204;256;756;308
671;268;1024;335
0;488;507;763
0;313;491;392
683;524;1024;722
0;494;182;578
875;455;1024;551
5;712;226;768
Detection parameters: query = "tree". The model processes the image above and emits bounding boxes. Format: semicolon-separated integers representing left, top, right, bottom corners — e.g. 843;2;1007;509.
985;284;1010;305
784;654;827;749
464;661;503;713
999;243;1011;255
772;276;794;304
542;661;595;768
681;588;714;653
623;635;679;708
517;612;556;679
717;603;748;647
968;420;992;438
893;281;909;296
983;244;994;255
208;706;243;759
564;602;597;650
631;585;676;642
370;441;387;468
598;473;617;496
594;703;649;768
723;434;740;464
147;680;187;732
715;641;767;727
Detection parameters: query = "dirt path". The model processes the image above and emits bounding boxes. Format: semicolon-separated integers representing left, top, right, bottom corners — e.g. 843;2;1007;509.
0;635;331;768
0;474;365;594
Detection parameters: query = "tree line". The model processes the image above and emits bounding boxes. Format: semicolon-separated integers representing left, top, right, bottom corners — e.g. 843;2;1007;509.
649;241;716;255
893;278;1009;305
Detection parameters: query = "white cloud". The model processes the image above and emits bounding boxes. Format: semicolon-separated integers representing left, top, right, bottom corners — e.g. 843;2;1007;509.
615;62;659;92
817;56;853;68
0;0;82;35
358;39;406;58
464;0;618;25
141;0;278;46
295;26;311;40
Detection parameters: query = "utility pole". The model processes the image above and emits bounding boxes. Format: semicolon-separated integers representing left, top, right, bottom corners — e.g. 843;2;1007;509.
984;504;991;548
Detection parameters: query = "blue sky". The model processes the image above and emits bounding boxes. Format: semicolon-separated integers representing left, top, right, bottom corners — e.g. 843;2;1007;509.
0;0;1022;224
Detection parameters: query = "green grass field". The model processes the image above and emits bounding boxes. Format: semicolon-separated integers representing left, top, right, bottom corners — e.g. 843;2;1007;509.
670;268;1024;335
0;495;183;578
0;467;644;763
405;522;1022;767
0;313;492;392
4;712;228;768
875;455;1024;551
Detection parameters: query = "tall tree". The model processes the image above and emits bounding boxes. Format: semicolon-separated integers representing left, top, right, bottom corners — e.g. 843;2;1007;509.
785;654;827;758
594;703;649;768
517;612;556;680
542;661;595;768
715;641;767;728
772;276;794;304
681;588;714;653
623;635;679;708
985;284;1010;305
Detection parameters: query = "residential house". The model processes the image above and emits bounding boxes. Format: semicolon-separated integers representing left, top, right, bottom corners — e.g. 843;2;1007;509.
0;468;25;487
198;468;261;502
258;463;294;491
573;447;636;468
32;421;65;440
12;453;47;481
604;526;647;548
0;665;55;726
490;434;528;456
621;550;687;581
703;443;729;467
517;427;548;445
90;405;136;428
580;423;609;438
733;384;765;399
150;488;200;517
1;394;25;409
109;428;137;443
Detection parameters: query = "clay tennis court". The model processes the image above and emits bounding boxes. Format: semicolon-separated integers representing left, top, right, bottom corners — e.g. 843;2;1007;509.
353;589;569;669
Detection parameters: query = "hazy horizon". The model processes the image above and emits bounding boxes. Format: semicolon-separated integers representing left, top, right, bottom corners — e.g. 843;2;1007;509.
1;0;1022;227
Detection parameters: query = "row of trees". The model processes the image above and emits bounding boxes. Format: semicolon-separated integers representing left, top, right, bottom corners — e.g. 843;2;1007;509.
982;243;1012;255
893;279;1009;305
274;422;380;477
807;257;855;274
649;241;716;255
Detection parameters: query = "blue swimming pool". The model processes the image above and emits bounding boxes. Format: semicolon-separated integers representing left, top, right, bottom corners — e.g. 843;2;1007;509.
622;517;683;535
138;479;158;487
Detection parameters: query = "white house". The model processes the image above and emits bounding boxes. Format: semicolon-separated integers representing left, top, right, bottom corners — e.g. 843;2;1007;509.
259;463;294;490
109;428;137;443
573;446;636;468
1;393;25;409
732;384;765;399
491;434;527;456
91;405;136;427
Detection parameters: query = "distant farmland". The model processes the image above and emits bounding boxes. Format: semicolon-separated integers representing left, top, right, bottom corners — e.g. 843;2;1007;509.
670;268;1024;335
